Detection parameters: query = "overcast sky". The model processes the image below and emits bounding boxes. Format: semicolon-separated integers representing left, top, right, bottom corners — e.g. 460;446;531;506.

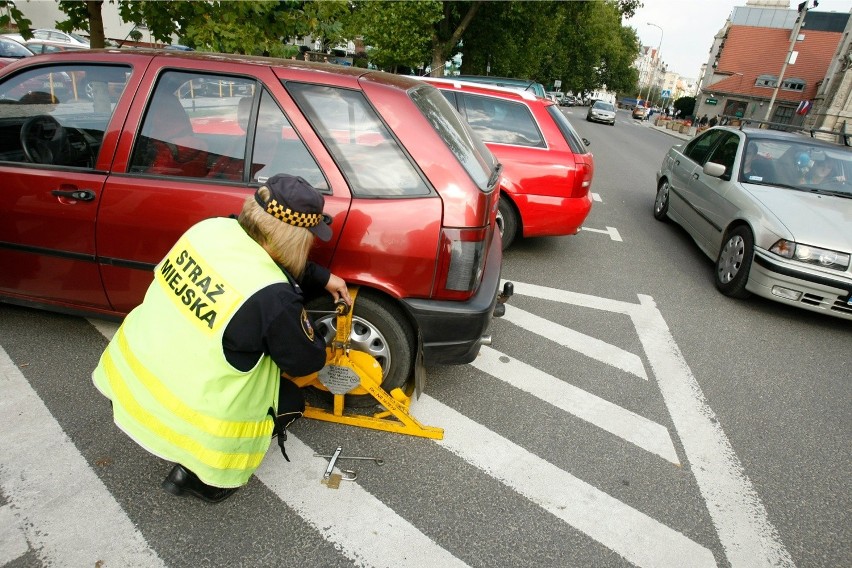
626;0;852;79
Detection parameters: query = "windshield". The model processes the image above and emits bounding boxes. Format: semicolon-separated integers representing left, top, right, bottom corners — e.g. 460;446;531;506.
741;138;852;197
0;37;33;58
593;101;614;112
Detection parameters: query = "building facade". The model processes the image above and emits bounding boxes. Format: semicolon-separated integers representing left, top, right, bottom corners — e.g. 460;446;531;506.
694;1;849;129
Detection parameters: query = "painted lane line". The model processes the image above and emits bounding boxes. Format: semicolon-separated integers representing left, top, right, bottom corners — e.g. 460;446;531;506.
503;304;648;380
0;348;165;568
507;280;639;315
473;346;679;464
581;226;622;241
591;192;602;202
632;295;794;568
90;320;467;567
416;395;717;568
255;435;469;568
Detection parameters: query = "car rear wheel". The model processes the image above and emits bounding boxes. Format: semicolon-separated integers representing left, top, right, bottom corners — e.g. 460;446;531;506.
653;179;670;221
715;226;754;299
496;196;519;250
308;291;415;407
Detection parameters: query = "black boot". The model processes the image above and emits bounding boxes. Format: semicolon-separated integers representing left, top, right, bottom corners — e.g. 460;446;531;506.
162;464;238;504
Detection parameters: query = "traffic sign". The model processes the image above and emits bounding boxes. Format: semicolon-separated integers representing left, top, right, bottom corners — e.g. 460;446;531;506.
661;89;671;98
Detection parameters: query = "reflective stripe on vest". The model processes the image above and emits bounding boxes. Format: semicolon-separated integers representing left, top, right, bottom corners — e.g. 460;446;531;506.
93;218;288;487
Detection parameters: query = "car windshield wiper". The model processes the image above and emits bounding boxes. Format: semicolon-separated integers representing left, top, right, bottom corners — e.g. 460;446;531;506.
808;187;852;199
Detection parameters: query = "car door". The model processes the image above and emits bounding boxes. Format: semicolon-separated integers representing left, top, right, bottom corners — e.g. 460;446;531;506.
97;61;350;313
669;129;726;233
0;62;134;310
684;132;742;252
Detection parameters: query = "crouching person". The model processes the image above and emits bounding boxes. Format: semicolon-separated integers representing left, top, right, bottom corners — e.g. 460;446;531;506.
92;174;350;503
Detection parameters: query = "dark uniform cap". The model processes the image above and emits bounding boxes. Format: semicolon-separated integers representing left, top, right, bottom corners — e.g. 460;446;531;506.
255;174;332;241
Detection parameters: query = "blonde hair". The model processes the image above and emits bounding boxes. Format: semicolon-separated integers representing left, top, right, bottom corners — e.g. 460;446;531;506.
238;187;314;279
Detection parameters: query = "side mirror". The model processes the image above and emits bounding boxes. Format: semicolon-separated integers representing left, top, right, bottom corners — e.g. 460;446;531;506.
703;162;727;178
583;138;591;147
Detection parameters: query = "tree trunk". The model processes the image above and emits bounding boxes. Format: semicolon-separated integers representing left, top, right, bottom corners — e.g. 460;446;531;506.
86;1;105;48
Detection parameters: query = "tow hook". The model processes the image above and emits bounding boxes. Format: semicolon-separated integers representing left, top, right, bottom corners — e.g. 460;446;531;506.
493;281;514;318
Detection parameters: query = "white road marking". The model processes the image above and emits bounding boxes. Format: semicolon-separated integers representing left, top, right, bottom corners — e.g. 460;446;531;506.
0;347;165;568
502;304;648;380
508;280;639;315
472;346;679;463
416;395;717;568
581;225;622;241
591;192;602;202
87;319;467;567
0;504;29;565
256;436;469;568
631;295;795;568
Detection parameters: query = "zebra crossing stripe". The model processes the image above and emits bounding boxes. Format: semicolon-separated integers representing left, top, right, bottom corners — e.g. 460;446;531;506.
0;347;165;567
255;435;469;568
472;345;679;464
503;304;648;380
416;394;717;568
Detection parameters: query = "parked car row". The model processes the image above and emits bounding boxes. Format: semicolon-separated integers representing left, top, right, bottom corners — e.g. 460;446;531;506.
0;50;509;393
420;77;594;249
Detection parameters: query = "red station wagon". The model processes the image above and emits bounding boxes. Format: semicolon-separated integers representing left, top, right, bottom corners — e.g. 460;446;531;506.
421;78;595;249
0;50;507;392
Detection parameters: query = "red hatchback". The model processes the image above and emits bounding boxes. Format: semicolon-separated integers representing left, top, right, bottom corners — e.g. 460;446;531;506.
421;78;595;248
0;50;505;392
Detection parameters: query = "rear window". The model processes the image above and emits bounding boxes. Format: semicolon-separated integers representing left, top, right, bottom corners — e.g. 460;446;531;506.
547;106;588;154
457;92;544;148
409;85;497;191
287;82;430;197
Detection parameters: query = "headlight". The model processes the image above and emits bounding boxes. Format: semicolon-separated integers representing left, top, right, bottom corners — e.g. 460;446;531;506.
770;239;851;271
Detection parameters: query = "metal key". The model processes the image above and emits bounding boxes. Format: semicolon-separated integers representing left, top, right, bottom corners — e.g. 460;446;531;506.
314;452;385;466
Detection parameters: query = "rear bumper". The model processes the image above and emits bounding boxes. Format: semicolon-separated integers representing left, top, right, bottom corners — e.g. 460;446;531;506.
402;230;503;365
514;192;592;237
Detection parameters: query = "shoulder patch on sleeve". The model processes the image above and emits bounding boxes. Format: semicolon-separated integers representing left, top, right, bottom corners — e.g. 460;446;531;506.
300;308;315;341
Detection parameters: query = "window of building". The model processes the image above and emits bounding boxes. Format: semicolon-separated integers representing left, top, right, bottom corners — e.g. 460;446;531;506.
755;74;777;88
781;78;805;91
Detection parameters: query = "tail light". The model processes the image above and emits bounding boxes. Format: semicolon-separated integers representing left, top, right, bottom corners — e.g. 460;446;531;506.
434;227;487;301
571;161;593;198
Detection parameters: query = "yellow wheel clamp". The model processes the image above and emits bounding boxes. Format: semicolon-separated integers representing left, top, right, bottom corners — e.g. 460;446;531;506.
288;286;443;440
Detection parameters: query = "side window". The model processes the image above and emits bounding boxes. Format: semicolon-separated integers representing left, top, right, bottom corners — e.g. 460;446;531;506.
287;82;430;197
250;90;328;190
130;71;254;179
458;93;544;147
440;89;457;108
0;64;129;168
706;134;740;178
683;130;725;166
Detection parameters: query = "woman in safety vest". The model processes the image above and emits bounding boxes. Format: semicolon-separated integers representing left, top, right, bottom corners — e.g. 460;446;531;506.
93;174;351;503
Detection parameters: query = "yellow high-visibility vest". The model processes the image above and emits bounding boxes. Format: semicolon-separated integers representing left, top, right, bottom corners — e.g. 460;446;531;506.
93;217;288;488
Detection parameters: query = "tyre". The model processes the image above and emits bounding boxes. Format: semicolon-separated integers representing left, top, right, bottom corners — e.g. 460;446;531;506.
715;226;754;299
496;195;519;250
307;291;415;406
653;179;670;221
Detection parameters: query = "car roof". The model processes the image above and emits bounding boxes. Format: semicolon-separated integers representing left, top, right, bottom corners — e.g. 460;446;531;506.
417;76;541;102
712;125;852;149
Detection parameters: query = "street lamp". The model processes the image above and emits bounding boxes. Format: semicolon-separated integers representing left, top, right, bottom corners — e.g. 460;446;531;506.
644;23;663;106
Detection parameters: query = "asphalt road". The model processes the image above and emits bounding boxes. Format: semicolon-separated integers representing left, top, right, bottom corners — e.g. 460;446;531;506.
1;107;849;568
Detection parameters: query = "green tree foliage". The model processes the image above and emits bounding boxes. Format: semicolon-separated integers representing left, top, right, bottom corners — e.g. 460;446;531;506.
344;1;480;75
0;1;32;37
462;1;639;96
345;0;444;72
674;96;696;118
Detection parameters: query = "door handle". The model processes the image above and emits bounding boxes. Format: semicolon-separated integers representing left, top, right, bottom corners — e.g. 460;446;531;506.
52;189;96;201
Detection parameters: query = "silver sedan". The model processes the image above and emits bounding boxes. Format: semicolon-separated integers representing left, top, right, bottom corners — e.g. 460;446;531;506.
654;126;852;321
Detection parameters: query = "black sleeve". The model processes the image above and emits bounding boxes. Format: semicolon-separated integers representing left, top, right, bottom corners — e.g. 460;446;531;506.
223;282;327;376
300;261;330;292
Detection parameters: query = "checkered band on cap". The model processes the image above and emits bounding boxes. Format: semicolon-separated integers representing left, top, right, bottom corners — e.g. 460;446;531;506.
264;198;323;228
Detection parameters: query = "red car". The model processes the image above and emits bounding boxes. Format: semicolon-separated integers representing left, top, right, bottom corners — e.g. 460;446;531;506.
0;50;506;392
422;78;595;248
0;36;34;69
